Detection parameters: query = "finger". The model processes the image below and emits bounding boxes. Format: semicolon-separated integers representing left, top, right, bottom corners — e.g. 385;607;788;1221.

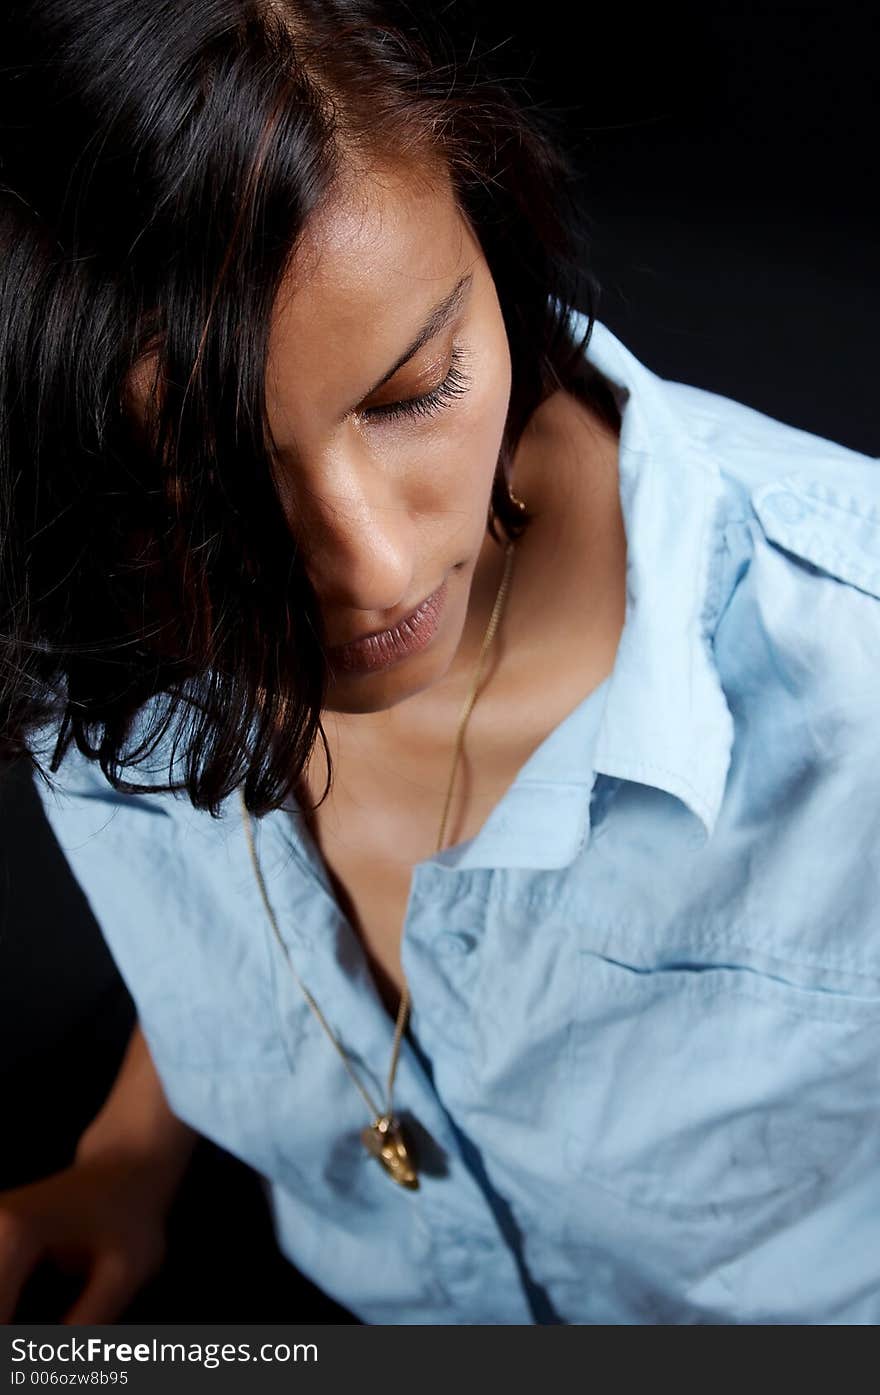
62;1251;138;1326
0;1212;43;1323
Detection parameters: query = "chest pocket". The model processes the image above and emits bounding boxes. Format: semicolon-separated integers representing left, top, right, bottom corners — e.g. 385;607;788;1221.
750;468;880;599
562;949;880;1226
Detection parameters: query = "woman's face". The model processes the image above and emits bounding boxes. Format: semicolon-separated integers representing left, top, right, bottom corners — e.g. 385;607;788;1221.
265;157;513;715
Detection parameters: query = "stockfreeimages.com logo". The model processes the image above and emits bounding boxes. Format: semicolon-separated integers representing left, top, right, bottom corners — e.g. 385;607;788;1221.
10;1337;317;1373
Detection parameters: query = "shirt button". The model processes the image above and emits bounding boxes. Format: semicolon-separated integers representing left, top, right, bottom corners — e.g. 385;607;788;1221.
435;931;476;956
765;490;808;524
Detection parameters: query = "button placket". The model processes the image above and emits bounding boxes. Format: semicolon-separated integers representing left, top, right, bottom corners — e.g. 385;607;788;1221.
402;867;490;1104
405;867;485;971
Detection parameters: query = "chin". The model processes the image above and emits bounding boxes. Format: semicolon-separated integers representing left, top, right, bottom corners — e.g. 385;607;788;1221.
323;632;458;716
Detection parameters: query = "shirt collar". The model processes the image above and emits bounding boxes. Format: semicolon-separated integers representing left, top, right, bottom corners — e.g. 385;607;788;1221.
433;314;736;873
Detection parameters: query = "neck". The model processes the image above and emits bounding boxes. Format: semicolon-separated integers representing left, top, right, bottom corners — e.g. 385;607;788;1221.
449;385;623;684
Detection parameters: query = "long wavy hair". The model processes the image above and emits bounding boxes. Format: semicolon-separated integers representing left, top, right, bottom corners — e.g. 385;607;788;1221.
0;0;620;818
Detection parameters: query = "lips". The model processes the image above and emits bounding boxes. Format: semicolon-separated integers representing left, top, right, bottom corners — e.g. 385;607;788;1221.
327;578;449;676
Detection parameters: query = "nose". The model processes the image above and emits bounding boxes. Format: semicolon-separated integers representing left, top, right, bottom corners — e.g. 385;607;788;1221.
289;448;418;618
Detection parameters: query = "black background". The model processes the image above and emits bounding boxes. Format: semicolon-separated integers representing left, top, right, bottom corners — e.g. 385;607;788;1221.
1;0;877;1323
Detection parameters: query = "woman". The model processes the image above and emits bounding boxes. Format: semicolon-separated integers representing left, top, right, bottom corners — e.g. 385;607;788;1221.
2;0;879;1326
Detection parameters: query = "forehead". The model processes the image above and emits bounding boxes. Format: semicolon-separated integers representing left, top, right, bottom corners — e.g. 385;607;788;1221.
266;158;477;407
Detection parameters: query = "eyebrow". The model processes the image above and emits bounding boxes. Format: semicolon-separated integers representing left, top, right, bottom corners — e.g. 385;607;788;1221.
343;271;474;418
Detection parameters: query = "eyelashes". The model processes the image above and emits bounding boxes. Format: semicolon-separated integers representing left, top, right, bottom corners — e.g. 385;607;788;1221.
360;344;472;425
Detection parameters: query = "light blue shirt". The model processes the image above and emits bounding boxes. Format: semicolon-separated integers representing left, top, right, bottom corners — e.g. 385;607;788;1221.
33;315;880;1324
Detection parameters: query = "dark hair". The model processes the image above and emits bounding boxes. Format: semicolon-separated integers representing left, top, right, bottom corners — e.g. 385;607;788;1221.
0;0;619;818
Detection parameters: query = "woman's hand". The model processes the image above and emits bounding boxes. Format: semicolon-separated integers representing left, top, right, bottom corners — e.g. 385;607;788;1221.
0;1151;175;1324
0;1022;198;1323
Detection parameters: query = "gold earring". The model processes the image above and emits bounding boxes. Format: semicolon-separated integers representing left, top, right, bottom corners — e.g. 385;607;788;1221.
506;470;528;514
508;484;528;513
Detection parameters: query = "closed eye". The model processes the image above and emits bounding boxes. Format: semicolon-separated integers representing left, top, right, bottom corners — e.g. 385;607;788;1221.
360;344;472;425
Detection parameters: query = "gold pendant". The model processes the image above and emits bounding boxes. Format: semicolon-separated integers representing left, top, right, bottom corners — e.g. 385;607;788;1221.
361;1114;419;1189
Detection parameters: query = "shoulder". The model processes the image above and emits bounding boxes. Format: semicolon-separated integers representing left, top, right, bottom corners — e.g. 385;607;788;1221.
661;390;880;968
666;375;878;495
29;725;269;1063
688;390;880;815
30;723;240;938
32;727;183;845
666;377;880;634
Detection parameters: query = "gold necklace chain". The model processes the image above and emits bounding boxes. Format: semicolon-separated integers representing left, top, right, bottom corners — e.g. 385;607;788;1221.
240;535;518;1189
